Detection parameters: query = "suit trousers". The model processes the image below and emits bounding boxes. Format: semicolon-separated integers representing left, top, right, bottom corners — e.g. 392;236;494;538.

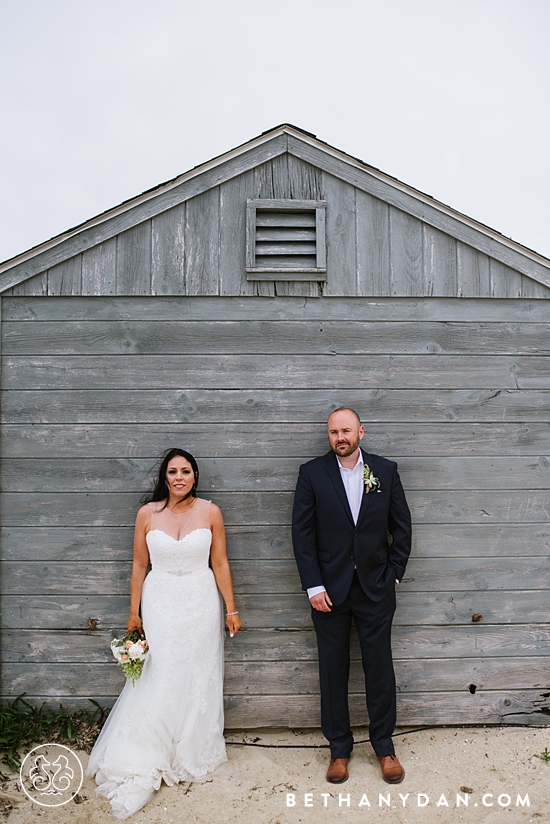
311;571;397;758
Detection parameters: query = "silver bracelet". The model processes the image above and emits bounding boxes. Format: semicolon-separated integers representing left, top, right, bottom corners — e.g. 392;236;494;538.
226;611;239;616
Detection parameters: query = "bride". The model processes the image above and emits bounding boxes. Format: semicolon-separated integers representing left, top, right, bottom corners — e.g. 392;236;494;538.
86;448;242;819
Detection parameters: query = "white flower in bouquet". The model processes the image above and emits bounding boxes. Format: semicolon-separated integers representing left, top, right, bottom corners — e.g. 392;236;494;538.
111;645;124;662
128;642;146;660
110;630;149;685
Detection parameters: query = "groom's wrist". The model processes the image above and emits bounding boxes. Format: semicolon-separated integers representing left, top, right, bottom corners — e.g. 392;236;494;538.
307;585;326;599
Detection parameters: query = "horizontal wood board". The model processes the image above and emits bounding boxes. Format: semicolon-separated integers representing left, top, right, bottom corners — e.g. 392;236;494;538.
2;596;548;630
1;295;549;727
4;295;550;322
4;354;550;390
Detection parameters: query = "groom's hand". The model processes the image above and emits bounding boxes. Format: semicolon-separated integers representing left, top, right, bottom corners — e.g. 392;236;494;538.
309;592;333;612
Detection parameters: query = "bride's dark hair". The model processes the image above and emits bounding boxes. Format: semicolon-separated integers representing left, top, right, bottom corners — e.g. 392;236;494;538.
143;448;199;508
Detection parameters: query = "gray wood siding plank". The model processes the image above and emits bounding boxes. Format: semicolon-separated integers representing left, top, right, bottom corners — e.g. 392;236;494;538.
2;590;548;628
0;664;126;696
287;135;550;289
0;491;292;526
390;208;424;295
490;258;523;298
4;423;550;458
288;155;323;200
254;160;275;199
1;525;292;562
2;273;48;296
273;282;319;297
151;204;186;295
6;320;550;356
5;295;550;323
521;274;550;298
184;188;220;295
222;691;550;726
252;281;276;297
223;624;550;664
393;592;549;627
225;658;550;694
356;190;391;296
270;153;290;198
3;456;550;492
7;353;547;390
3;657;547;696
81;238;116;295
5;627;550;662
0;135;288;293
1;527;134;561
47;256;82;296
3;557;548;596
423;225;457;297
2;490;550;527
4;388;549;425
116;221;152;295
219;170;255;296
322;172;357;295
4;523;550;562
456;242;490;297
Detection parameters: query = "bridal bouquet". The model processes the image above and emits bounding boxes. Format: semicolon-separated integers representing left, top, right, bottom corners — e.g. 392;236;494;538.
111;630;149;685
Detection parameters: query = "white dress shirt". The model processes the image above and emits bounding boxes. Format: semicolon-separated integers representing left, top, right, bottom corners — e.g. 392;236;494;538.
307;451;364;599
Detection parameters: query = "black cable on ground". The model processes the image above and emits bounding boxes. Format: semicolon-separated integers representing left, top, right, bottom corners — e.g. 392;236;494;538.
225;725;442;749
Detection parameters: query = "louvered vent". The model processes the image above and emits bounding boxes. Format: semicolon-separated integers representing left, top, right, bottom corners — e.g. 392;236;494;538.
246;199;326;280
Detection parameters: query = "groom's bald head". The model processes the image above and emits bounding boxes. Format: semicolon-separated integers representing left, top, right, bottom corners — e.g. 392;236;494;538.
328;407;361;427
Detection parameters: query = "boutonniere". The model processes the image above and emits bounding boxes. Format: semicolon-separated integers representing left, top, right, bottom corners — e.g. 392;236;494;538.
363;464;381;494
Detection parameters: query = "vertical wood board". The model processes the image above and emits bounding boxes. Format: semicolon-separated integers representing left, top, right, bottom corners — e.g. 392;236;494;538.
424;225;457;297
116;222;152;295
390;207;424;295
184;188;220;295
151;204;186;295
356;190;391;296
322;172;357;295
47;256;82;296
81;238;117;295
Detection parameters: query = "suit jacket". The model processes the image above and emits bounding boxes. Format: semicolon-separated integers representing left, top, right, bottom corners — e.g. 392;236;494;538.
292;449;412;605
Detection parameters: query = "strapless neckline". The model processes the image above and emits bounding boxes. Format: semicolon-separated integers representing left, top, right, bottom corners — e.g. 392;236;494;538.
147;527;211;543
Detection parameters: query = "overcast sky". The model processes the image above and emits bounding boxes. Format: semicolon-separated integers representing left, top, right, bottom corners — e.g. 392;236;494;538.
1;0;549;265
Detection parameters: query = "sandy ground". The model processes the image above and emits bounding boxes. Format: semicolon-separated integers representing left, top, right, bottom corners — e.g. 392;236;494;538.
2;726;549;824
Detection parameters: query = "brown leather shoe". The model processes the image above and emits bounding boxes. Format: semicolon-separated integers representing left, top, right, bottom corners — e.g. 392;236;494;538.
378;754;405;784
326;757;349;784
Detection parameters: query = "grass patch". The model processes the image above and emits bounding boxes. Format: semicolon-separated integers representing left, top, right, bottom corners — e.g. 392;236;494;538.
0;695;109;775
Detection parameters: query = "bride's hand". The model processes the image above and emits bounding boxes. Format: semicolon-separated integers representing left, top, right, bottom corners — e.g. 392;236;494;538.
127;613;143;636
226;613;242;638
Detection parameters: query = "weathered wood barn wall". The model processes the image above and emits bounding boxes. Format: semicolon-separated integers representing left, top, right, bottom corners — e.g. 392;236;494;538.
1;125;549;726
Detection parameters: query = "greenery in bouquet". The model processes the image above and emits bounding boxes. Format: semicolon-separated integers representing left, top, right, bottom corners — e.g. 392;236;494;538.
111;630;149;685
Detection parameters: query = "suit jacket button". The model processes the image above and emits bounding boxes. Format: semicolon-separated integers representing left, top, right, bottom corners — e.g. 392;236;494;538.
350;555;354;560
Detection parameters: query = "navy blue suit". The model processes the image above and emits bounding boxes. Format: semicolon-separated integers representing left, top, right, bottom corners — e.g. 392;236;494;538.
292;448;411;757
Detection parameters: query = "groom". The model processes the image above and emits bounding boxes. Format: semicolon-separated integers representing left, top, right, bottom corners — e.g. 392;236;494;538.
292;408;411;784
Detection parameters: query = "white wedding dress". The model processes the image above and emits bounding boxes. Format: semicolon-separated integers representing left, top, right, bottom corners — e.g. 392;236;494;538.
86;498;227;819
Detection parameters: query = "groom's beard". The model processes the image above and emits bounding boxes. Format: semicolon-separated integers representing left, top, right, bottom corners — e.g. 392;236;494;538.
332;436;360;458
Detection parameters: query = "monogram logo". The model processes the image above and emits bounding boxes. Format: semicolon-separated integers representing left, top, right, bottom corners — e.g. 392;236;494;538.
20;743;83;807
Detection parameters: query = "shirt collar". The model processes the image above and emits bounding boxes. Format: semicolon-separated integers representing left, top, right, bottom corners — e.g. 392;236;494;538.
337;449;364;471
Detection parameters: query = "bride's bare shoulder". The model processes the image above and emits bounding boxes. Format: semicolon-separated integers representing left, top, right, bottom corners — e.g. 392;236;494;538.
135;501;162;526
142;500;166;513
206;500;224;524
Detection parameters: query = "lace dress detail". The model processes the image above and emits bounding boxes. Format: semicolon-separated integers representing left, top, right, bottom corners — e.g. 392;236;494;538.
86;498;227;819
